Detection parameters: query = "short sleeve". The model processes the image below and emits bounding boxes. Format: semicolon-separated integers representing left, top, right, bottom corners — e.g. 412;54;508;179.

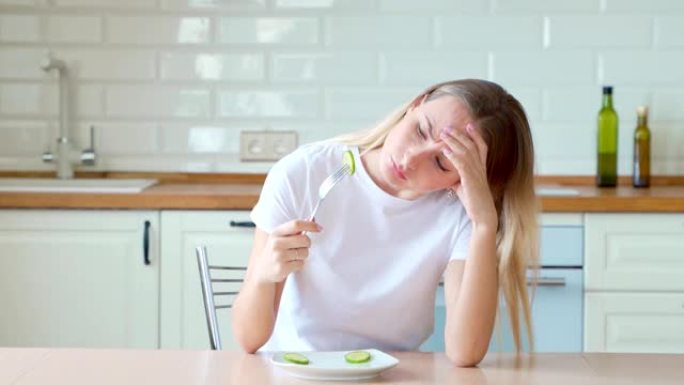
449;209;473;261
250;152;305;233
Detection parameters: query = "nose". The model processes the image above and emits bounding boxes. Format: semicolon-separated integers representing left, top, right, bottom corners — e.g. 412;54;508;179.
402;143;441;170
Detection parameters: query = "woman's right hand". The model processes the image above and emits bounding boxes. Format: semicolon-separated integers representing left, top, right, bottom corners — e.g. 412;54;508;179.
253;219;322;284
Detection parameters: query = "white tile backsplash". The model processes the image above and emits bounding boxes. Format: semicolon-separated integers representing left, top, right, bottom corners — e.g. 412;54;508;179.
493;51;595;86
601;51;684;85
542;87;596;121
0;121;48;155
77;122;158;155
160;123;243;154
160;52;264;81
216;89;319;118
0;0;37;5
53;0;156;8
655;17;684;48
325;16;431;47
161;0;266;10
272;52;377;84
379;52;488;86
379;0;488;13
46;16;102;43
277;0;372;9
57;49;156;80
0;15;41;43
0;49;47;79
106;86;211;118
325;87;418;120
653;91;684;120
604;0;684;12
435;16;543;49
0;84;57;116
107;16;211;45
547;16;652;48
217;17;318;45
493;0;599;13
0;0;682;174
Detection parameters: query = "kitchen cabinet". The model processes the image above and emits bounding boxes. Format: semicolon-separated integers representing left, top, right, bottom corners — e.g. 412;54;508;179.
160;210;253;350
585;292;684;353
584;213;684;353
0;210;159;348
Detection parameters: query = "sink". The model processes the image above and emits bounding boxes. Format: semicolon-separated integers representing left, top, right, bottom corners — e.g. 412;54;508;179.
535;187;580;196
0;178;158;193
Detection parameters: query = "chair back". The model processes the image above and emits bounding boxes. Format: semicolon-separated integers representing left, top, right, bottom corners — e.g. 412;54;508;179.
195;246;245;350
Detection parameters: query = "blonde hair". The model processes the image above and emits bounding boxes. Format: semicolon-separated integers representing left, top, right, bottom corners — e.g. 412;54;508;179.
336;79;540;353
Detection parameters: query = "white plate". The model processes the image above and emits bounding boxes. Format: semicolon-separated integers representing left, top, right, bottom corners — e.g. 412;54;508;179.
270;349;399;381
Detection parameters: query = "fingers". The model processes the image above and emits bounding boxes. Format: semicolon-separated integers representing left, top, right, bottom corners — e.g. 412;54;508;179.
440;127;478;168
272;219;322;236
465;123;488;165
286;247;309;263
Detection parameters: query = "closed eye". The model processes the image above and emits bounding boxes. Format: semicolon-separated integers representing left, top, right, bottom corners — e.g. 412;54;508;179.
415;124;426;139
435;156;449;172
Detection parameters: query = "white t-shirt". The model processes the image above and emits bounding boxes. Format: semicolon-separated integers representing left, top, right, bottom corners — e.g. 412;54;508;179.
250;141;472;352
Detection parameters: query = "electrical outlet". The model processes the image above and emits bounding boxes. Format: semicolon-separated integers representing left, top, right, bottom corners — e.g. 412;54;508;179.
240;131;298;161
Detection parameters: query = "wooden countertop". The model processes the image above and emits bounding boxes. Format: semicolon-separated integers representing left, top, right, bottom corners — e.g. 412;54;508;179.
0;173;683;212
2;348;683;385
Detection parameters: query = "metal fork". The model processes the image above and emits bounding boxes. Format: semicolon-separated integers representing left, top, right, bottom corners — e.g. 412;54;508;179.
308;163;350;221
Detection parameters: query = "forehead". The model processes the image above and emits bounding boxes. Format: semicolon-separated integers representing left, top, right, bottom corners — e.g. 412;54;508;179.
419;95;471;130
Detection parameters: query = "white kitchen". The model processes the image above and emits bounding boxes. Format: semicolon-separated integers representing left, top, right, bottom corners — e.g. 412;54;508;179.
1;0;683;384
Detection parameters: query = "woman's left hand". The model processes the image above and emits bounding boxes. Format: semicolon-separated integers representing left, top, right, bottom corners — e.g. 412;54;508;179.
440;123;498;230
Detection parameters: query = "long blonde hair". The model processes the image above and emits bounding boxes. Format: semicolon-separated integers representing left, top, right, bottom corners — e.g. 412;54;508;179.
336;79;540;353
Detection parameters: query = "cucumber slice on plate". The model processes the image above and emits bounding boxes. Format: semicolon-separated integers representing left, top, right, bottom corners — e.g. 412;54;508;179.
343;150;355;175
344;350;371;364
283;352;310;365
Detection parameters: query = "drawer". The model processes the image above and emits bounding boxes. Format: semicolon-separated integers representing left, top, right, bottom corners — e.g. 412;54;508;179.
540;213;583;267
540;226;583;267
585;292;684;353
585;214;684;291
422;269;583;353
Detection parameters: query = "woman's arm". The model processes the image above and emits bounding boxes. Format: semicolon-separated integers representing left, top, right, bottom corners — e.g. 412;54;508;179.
232;228;281;353
438;122;499;366
232;220;320;353
443;224;498;367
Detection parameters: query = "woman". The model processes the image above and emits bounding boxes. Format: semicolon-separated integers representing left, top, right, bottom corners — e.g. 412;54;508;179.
232;79;539;367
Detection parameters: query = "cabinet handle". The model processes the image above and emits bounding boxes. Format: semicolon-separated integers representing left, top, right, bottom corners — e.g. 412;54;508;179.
527;277;566;287
229;220;255;228
143;220;151;265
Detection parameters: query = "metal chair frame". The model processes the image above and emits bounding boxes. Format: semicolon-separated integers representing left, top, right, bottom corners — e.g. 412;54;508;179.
195;246;245;350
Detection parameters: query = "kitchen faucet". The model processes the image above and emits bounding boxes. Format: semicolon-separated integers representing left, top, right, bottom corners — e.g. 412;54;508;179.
40;53;96;179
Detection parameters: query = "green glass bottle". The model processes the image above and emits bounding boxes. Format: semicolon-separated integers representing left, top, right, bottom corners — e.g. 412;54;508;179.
597;86;618;187
633;106;651;188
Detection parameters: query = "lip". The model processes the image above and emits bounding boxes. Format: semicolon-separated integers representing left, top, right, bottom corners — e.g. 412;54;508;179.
390;158;407;181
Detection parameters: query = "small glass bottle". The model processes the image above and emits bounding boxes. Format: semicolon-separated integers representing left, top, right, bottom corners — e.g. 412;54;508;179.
597;86;619;187
633;106;651;188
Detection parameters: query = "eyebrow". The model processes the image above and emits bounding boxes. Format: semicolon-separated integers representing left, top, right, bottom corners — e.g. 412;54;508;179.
422;112;437;141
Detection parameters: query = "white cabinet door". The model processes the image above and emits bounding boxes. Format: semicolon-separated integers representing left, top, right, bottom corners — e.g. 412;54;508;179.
585;292;684;353
585;213;684;291
0;210;159;348
160;211;253;350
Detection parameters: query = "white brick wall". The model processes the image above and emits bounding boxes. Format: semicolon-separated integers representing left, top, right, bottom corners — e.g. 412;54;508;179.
0;0;682;175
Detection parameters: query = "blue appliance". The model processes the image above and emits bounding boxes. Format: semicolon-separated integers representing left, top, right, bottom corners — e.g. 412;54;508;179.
421;223;584;353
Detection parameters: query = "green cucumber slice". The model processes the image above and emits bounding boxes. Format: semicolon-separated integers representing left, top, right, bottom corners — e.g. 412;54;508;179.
283;352;310;365
343;150;355;175
344;350;371;364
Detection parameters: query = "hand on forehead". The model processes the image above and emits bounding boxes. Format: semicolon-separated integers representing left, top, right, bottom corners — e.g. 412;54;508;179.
419;96;474;137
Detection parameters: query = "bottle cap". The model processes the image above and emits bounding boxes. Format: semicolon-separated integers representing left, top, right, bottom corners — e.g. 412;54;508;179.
636;106;648;117
602;86;613;94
